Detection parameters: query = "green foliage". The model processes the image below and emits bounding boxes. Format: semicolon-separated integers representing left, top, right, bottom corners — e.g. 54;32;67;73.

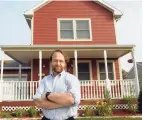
104;89;112;104
13;109;25;117
123;95;138;113
27;106;38;117
96;102;112;116
76;118;141;120
84;106;95;116
0;112;12;118
96;89;113;116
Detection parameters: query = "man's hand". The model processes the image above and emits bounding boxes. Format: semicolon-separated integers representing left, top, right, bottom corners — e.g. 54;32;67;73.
41;93;46;100
48;93;74;106
34;98;63;109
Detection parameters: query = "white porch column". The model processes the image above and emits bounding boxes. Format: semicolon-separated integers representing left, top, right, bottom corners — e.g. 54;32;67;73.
74;50;78;78
131;49;140;96
0;48;4;102
19;64;22;81
104;50;111;94
39;51;42;81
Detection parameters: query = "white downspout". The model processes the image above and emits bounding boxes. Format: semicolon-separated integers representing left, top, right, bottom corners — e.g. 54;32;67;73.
39;51;42;82
131;48;140;96
74;50;78;78
0;48;4;102
104;50;111;94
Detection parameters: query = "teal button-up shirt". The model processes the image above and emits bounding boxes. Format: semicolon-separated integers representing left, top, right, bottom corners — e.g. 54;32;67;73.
33;71;81;120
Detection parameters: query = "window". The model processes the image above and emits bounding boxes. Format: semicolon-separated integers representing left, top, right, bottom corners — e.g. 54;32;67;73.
98;62;114;80
58;19;92;41
78;63;90;80
3;75;27;81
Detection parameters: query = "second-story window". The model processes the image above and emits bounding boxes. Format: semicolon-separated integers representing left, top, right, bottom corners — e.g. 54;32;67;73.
58;19;92;41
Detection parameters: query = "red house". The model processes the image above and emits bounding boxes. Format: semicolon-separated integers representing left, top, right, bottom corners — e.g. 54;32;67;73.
0;0;139;112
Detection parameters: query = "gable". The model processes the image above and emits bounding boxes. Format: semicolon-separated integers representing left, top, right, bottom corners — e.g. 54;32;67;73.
24;0;122;27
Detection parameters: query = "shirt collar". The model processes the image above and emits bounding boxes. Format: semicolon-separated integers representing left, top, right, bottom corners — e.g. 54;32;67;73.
50;70;66;77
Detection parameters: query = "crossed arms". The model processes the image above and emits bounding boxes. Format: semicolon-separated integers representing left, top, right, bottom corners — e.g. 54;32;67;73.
34;76;80;110
34;93;74;109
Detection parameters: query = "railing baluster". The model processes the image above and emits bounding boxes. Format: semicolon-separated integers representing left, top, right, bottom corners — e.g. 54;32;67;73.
96;81;98;99
32;81;34;98
87;80;90;99
2;80;137;101
90;81;94;99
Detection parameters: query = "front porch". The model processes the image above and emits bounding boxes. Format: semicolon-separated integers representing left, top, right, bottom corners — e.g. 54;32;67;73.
0;45;140;103
2;79;135;101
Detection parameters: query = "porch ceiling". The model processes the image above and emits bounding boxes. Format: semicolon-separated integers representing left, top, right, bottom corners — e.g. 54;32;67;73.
0;45;134;64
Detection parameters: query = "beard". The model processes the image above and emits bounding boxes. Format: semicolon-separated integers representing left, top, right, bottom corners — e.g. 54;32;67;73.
52;65;64;74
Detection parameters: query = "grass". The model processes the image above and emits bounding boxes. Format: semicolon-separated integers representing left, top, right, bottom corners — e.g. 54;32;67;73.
76;118;142;120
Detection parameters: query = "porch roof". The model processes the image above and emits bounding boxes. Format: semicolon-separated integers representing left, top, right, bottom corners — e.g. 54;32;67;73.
0;44;134;64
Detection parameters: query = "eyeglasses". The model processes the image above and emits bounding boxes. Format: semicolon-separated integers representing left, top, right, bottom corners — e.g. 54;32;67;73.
52;60;65;64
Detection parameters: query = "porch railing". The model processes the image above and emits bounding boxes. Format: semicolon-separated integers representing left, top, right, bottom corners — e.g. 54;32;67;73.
2;80;136;101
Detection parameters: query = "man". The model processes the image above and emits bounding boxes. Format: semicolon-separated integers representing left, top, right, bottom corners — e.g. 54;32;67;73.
33;50;81;120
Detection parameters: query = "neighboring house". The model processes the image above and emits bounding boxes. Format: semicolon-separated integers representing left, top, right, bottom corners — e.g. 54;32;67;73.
0;60;30;81
0;0;139;111
126;62;142;90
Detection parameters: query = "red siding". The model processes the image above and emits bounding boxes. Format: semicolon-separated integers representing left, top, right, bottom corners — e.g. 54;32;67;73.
32;58;120;81
32;59;50;81
33;1;116;45
115;59;121;80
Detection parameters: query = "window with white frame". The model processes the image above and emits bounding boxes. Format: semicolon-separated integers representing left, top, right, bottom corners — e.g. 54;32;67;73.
58;19;91;40
98;62;114;80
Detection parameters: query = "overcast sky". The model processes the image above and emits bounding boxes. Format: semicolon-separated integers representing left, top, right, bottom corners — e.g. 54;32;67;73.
0;0;142;72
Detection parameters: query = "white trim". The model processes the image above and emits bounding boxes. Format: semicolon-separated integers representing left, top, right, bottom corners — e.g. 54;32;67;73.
113;18;117;44
73;60;93;80
31;17;34;45
97;60;116;80
57;18;92;41
24;0;122;18
74;50;78;77
39;51;42;81
31;59;33;81
104;50;109;80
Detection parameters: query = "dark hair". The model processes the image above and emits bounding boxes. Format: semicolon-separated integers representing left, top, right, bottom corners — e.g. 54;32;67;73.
49;50;69;63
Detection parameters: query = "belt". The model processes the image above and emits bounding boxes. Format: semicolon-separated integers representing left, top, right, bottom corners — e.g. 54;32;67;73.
42;116;75;120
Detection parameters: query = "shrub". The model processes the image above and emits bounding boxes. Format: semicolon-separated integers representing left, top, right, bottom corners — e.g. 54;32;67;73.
123;95;138;113
96;89;113;116
137;90;142;113
96;100;112;116
78;111;85;117
84;106;95;116
13;109;25;117
27;106;38;117
0;112;12;118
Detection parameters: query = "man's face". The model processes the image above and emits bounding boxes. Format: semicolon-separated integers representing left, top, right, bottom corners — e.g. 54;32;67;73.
51;52;66;74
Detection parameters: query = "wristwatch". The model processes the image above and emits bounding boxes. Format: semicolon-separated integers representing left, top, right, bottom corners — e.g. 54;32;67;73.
45;92;51;100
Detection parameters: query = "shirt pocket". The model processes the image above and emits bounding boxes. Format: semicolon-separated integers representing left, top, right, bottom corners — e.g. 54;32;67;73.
56;80;68;93
44;82;52;92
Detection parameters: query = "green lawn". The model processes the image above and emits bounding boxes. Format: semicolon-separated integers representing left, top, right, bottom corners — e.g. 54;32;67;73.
76;118;142;120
